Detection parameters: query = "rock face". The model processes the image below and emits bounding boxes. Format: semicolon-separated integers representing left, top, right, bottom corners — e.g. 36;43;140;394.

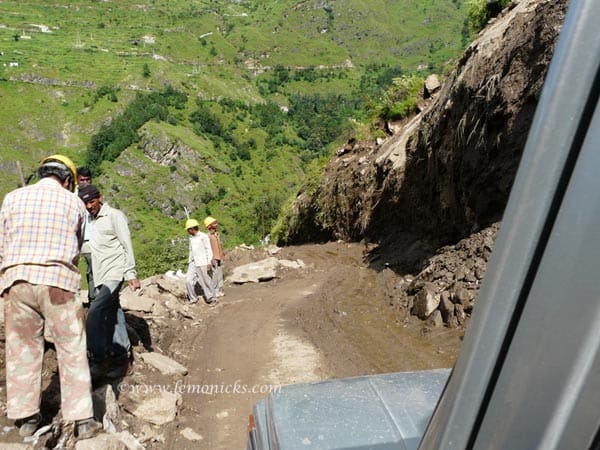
138;126;200;167
280;0;568;246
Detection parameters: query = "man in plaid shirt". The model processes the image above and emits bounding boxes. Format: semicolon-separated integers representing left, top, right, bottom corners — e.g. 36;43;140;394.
0;155;101;440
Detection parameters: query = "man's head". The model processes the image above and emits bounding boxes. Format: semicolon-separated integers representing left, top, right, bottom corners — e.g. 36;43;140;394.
38;154;78;192
78;184;102;217
77;167;92;186
186;218;200;236
204;216;218;231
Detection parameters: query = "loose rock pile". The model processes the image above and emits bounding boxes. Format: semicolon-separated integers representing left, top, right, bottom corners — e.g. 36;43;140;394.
393;223;500;327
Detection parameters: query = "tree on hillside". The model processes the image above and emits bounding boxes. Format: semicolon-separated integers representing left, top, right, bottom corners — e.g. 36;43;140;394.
288;94;360;158
86;87;187;174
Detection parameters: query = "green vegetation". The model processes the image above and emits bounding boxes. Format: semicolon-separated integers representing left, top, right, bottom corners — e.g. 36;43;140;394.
466;0;512;31
86;86;187;175
288;94;363;159
0;0;473;278
375;75;426;121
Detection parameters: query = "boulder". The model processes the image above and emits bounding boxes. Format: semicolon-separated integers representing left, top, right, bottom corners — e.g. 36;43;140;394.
424;74;441;97
227;257;280;284
427;310;444;327
123;389;182;426
154;276;187;299
120;289;155;312
278;259;305;269
75;434;121;450
412;283;440;319
139;352;188;376
116;431;145;450
180;427;204;442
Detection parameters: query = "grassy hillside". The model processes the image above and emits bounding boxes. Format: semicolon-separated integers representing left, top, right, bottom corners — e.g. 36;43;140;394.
0;0;470;278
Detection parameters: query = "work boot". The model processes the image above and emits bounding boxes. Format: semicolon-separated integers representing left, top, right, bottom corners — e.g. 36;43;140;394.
16;413;41;437
75;418;102;440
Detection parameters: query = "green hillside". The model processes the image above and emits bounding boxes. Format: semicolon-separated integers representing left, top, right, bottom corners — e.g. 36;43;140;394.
0;0;471;277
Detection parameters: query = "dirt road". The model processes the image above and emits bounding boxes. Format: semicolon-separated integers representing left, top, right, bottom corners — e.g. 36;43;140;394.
157;242;463;449
0;242;464;449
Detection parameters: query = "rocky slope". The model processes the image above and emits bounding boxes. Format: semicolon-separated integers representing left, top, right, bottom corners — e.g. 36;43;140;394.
281;0;567;247
278;0;568;325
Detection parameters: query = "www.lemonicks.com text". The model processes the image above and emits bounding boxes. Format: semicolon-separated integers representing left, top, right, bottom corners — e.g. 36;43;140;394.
118;380;282;396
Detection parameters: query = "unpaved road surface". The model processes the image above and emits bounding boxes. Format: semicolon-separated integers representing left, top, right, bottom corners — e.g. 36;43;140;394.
161;242;463;449
0;242;464;449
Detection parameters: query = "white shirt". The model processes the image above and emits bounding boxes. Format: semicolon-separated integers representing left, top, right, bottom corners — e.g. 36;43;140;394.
189;232;213;267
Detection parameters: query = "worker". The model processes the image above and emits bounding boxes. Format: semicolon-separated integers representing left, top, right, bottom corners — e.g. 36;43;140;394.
204;216;225;297
185;218;217;305
0;154;101;439
78;183;139;379
76;171;130;375
76;166;94;303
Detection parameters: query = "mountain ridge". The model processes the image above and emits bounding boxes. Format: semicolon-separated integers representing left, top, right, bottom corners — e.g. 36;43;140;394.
1;0;470;277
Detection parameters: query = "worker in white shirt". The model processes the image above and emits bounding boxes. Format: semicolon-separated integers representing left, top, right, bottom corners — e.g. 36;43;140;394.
185;219;217;305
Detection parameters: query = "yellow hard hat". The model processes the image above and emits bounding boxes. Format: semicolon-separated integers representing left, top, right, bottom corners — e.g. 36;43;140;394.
185;218;200;230
40;154;78;192
204;216;217;228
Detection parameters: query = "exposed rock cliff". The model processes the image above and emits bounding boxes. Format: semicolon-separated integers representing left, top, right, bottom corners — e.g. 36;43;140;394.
281;0;568;248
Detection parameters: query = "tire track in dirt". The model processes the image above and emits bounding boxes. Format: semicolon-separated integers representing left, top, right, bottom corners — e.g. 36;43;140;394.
167;277;327;449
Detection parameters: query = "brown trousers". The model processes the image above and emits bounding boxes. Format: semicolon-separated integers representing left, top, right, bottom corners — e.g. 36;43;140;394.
3;283;93;421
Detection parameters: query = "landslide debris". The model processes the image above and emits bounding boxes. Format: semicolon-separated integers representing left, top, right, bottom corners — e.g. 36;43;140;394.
280;0;567;245
278;0;568;325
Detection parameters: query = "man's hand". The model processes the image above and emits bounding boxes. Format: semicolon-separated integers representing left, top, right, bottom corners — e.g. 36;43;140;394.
128;278;141;291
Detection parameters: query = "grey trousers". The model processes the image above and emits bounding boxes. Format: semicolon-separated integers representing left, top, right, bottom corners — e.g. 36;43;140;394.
186;262;216;303
212;260;224;294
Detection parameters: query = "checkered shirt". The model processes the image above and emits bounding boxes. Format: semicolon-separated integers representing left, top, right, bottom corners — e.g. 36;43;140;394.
0;177;85;294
